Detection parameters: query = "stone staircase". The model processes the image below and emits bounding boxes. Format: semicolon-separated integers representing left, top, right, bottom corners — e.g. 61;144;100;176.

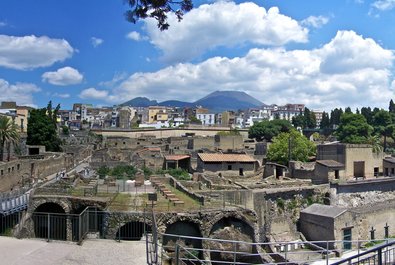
151;178;184;206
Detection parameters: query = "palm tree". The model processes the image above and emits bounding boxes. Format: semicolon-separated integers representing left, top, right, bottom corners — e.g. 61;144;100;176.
0;116;19;161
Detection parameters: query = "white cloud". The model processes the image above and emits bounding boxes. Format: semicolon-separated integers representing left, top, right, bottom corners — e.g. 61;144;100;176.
372;0;395;10
0;21;6;27
91;37;103;47
126;31;147;41
79;87;117;102
98;30;394;111
42;66;83;86
143;2;308;62
0;35;74;70
301;15;329;28
53;93;70;98
0;79;41;106
318;31;393;74
99;72;128;88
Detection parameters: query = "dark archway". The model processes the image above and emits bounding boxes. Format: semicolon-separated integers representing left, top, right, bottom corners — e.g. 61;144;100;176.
116;221;151;241
209;217;260;264
163;221;203;261
0;212;20;236
33;202;66;240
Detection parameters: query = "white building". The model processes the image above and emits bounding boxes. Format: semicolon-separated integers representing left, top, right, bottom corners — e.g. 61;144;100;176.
196;113;216;126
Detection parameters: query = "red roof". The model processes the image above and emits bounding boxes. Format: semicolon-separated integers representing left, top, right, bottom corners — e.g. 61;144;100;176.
165;155;191;161
198;153;256;163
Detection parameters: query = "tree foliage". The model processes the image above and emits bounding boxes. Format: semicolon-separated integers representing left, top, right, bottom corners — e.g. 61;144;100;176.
291;107;316;129
320;111;330;129
124;0;193;30
27;101;62;152
266;130;316;166
0;116;19;161
248;119;293;141
335;113;372;144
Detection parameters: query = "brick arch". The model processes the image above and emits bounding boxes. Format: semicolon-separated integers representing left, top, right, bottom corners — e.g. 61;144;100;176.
205;210;257;239
105;213;153;240
30;197;72;214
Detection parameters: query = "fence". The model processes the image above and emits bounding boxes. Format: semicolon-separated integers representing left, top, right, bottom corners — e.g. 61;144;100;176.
157;234;395;265
0;187;31;216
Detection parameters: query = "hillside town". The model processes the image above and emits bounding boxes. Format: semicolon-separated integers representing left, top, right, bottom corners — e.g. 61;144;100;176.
1;95;395;264
3;0;395;264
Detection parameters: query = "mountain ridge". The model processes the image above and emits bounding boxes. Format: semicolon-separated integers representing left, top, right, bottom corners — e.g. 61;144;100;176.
121;90;263;112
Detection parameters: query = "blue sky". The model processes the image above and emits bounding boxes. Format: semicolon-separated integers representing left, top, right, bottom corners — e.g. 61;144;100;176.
1;0;395;111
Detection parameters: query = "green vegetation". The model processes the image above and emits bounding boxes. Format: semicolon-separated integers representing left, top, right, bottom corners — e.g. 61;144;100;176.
276;198;285;210
291;107;316;129
189;116;202;125
248;119;293;141
97;165;137;180
124;0;192;31
61;125;69;135
267;129;316;165
157;168;191;180
335;113;372;144
363;240;384;248
27;101;62;152
0;116;19;161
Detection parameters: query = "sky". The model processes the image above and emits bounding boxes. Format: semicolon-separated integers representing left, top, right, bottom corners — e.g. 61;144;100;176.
1;0;395;111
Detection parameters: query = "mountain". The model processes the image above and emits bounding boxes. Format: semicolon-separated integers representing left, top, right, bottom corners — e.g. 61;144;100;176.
194;91;263;113
121;90;263;112
120;97;158;107
158;100;193;108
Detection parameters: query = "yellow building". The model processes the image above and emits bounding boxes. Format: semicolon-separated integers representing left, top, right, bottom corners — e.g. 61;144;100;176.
148;106;168;123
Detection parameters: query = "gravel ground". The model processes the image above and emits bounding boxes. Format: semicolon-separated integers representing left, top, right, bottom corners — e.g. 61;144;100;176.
0;236;148;265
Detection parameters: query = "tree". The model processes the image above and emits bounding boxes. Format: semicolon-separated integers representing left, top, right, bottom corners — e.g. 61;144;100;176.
304;107;317;129
335;113;372;144
330;108;343;128
345;107;352;114
372;109;393;151
248;119;292;141
27;102;62;152
124;0;193;30
266;129;316;165
0;116;19;161
389;99;395;113
361;107;373;125
320;111;330;129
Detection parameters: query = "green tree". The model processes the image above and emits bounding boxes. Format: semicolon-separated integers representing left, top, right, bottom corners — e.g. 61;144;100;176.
267;129;316;165
389;99;395;113
345;107;352;114
361;107;373;125
330;108;343;128
124;0;193;31
372;109;394;151
27;102;62;152
320;111;330;129
335;113;372;144
248;119;292;141
0;116;19;161
304;107;317;129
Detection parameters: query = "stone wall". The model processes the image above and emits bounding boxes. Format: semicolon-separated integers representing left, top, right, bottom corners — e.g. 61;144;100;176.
0;153;74;192
93;127;249;139
331;178;395;207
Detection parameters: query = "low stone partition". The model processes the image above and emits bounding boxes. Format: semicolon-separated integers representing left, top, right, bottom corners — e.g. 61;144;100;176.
166;174;205;205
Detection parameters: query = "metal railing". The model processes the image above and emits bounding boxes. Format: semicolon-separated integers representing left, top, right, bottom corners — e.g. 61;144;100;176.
146;209;159;265
157;235;395;265
332;240;395;265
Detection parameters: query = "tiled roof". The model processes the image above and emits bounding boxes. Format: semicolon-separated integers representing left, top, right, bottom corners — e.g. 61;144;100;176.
198;153;256;163
165;155;190;161
316;160;344;168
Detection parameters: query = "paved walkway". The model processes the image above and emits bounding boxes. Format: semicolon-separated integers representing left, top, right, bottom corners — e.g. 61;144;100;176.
0;236;148;265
